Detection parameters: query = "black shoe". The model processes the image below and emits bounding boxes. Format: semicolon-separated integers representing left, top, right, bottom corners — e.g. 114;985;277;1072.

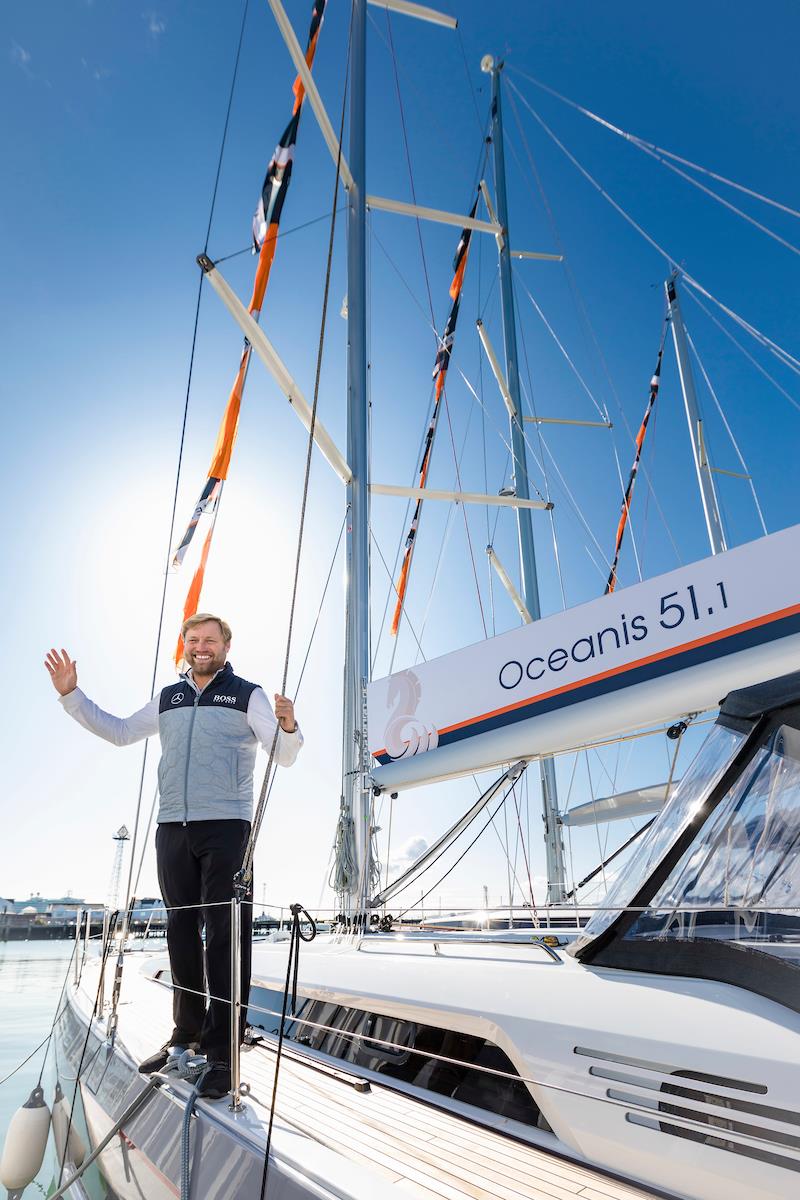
138;1042;198;1075
196;1062;231;1100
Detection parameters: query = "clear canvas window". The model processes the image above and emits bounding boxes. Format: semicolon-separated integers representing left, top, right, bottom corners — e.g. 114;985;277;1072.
623;723;800;963
571;722;744;955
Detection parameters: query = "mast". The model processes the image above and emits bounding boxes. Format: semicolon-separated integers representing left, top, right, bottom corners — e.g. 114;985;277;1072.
342;0;372;924
483;56;567;903
666;274;727;555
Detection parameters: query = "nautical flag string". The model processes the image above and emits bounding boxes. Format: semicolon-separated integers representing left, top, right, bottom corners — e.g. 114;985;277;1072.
390;197;479;637
604;327;667;595
173;0;327;665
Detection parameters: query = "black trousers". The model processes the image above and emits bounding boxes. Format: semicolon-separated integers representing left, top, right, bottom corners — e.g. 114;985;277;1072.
155;819;252;1061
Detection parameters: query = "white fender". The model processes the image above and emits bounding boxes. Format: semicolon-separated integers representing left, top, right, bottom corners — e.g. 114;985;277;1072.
0;1085;51;1191
51;1082;87;1170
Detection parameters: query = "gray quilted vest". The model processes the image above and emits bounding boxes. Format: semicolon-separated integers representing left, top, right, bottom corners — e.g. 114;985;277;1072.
157;664;258;823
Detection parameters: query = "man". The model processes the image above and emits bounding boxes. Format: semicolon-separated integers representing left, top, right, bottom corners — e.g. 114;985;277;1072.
45;612;303;1099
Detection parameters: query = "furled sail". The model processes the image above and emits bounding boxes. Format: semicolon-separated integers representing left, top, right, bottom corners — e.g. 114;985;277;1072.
369;524;800;791
172;0;327;665
605;327;665;594
391;196;479;637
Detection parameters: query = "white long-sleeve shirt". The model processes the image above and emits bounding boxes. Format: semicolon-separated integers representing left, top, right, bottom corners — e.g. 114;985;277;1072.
59;681;303;767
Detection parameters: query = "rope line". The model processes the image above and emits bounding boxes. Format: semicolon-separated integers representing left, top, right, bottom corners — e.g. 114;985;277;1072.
121;0;251;929
239;1;353;888
203;0;251;255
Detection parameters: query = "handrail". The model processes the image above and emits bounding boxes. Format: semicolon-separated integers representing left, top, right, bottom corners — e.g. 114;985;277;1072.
358;934;562;961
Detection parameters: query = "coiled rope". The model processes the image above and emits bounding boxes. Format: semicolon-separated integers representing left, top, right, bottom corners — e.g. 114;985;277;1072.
258;904;317;1200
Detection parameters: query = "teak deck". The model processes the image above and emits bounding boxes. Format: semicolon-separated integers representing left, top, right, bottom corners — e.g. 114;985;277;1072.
77;954;665;1200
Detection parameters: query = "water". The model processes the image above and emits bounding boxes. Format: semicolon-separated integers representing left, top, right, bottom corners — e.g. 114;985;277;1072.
0;939;75;1196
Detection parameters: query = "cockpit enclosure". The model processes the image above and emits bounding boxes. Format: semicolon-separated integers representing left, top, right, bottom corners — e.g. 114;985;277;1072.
571;670;800;1014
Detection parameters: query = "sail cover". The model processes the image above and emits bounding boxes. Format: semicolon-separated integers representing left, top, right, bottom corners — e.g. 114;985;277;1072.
172;0;327;664
391;197;479;637
368;524;800;791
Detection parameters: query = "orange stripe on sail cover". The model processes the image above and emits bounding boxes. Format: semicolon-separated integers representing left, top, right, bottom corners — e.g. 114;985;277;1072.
249;223;280;315
390;553;413;637
207;350;249;481
174;521;217;667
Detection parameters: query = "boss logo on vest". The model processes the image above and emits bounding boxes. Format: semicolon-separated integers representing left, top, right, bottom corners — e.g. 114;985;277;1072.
171;692;185;704
213;695;237;704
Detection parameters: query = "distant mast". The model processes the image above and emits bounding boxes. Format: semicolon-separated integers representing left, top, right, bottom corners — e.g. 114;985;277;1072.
666;274;727;555
342;0;371;924
482;55;567;903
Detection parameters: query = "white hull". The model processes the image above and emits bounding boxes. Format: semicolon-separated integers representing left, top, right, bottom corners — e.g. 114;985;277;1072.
52;935;799;1200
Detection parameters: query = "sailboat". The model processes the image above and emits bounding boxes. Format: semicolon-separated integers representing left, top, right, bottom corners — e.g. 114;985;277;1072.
43;1;800;1199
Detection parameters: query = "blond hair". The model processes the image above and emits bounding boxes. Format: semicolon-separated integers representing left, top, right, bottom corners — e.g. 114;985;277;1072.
181;612;232;643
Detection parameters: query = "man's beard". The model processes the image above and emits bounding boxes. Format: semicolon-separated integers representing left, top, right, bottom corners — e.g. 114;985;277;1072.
187;651;225;677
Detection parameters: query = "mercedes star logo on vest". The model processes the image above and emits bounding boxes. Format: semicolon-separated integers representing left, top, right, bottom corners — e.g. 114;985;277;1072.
171;692;184;704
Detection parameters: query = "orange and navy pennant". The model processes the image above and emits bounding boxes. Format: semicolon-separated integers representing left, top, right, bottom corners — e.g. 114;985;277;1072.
172;0;327;664
605;331;666;594
391;195;479;637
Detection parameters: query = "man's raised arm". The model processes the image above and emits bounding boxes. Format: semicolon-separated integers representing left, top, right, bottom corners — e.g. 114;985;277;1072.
45;648;158;746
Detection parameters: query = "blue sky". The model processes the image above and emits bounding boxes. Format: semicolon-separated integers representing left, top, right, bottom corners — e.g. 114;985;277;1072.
2;1;799;914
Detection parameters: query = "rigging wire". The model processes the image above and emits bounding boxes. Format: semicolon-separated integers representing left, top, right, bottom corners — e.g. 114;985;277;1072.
381;16;490;646
506;78;800;380
509;778;537;915
506;66;800;224
391;774;525;921
512;277;568;608
370;527;427;663
213;205;348;263
453;2;486;137
292;510;348;698
121;0;251;926
685;330;769;537
503;84;684;570
684;284;800;418
514;276;610;423
130;509;347;903
241;5;353;883
203;0;250;254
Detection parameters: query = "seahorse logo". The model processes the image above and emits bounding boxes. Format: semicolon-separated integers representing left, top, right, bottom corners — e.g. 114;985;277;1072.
383;670;439;759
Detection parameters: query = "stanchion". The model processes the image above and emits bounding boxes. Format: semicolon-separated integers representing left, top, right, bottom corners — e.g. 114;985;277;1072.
98;909;109;1011
229;895;243;1112
83;909;92;970
73;909;84;986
